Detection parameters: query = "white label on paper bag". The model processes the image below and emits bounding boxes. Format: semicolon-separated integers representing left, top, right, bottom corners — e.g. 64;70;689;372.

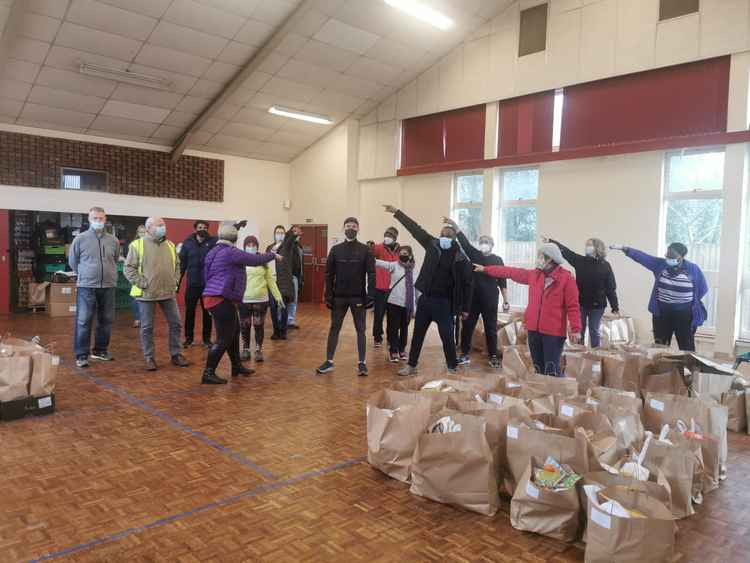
61;287;72;295
488;393;504;405
591;507;612;529
592;364;601;374
507;382;521;389
525;482;539;499
52;356;60;366
561;404;575;417
586;398;599;406
38;396;52;408
650;399;665;412
507;425;519;439
68;306;76;312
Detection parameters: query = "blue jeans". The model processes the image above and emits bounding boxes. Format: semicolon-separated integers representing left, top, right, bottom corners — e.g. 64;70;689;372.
580;307;605;348
130;296;140;321
287;276;299;326
527;330;566;377
74;287;115;359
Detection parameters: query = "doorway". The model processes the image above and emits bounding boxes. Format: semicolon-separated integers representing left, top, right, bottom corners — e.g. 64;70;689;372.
298;224;327;303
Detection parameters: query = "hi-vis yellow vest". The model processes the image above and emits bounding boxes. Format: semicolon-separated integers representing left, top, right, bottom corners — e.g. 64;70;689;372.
129;237;176;297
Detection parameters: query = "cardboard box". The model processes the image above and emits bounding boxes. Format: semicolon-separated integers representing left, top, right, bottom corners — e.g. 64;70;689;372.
47;283;77;304
46;302;77;317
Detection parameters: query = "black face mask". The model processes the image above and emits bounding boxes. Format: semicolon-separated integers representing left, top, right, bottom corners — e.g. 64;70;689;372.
196;230;207;238
345;229;358;240
399;255;410;263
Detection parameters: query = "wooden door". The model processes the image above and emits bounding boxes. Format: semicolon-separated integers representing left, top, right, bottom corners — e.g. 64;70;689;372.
299;225;327;303
0;210;9;314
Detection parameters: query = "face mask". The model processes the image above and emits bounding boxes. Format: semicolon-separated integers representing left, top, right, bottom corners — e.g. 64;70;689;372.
90;220;104;231
439;237;453;250
399;254;410;263
585;245;595;257
345;229;358;240
479;243;491;254
137;230;146;239
666;258;680;268
275;233;284;243
384;236;395;246
536;256;548;270
196;229;207;238
154;225;166;238
246;247;258;254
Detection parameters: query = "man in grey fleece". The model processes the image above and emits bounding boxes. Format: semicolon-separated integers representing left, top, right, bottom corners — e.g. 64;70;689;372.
124;217;190;372
69;206;120;368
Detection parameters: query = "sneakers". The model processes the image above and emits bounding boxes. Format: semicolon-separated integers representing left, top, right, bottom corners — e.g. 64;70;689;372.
316;360;334;374
182;339;193;348
399;352;408;362
240;349;252;361
398;364;417;377
145;358;158;371
374;339;383;348
75;356;89;368
90;351;113;362
171;354;190;367
457;354;471;366
388;352;400;363
255;350;264;362
232;364;254;377
358;362;368;377
488;355;501;369
447;367;458;375
202;368;227;385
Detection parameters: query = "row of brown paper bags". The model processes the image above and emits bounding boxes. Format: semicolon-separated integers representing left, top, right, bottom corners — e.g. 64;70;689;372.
367;376;727;562
0;337;58;402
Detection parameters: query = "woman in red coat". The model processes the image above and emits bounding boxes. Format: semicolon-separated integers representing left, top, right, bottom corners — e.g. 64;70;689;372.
474;242;582;377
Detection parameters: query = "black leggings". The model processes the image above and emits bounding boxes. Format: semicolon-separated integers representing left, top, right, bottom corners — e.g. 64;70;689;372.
205;300;241;370
239;302;267;349
386;303;409;353
326;298;367;362
653;307;695;351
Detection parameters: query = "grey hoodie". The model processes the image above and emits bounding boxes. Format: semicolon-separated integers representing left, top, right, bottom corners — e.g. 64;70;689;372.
69;228;121;288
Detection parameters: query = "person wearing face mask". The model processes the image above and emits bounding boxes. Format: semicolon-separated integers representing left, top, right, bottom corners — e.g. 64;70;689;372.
285;225;305;330
178;220;217;348
475;243;582;377
382;206;473;376
201;224;280;384
239;235;284;363
316;217;376;376
442;218;508;369
545;236;619;348
371;226;401;349
375;245;420;363
267;225;294;339
125;217;190;372
68;207;121;368
130;225;147;329
611;242;707;351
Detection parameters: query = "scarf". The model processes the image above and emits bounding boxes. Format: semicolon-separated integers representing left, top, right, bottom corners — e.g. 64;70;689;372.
403;262;416;319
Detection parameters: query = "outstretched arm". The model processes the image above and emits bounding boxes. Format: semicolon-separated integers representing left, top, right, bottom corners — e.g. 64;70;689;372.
375;259;397;273
621;247;666;274
549;238;582;268
384;205;434;249
443;216;483;262
475;264;532;285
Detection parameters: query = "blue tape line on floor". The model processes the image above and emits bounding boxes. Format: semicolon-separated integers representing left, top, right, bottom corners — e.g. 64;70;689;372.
29;457;365;562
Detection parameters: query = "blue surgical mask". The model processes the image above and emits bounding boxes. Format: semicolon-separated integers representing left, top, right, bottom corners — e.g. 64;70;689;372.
439;237;453;250
154;225;166;238
666;258;679;268
246;247;258;254
90;220;104;231
585;245;595;257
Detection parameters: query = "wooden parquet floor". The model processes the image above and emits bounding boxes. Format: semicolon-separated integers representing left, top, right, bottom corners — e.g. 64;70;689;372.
1;304;749;562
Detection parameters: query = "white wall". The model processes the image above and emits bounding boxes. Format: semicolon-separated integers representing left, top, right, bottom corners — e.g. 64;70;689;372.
0;123;291;244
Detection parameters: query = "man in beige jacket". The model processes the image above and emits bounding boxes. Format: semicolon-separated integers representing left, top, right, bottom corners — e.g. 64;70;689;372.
124;217;190;371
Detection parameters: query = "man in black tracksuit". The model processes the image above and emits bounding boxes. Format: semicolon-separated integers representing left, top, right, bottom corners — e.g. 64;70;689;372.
179;220;217;347
443;218;508;368
384;206;473;375
316;217;375;377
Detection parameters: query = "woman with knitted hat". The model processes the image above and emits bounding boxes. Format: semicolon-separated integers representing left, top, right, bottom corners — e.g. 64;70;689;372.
240;235;284;363
474;242;582;377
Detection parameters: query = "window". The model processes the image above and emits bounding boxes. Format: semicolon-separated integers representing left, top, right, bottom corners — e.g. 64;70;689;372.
496;167;539;308
662;148;724;331
452;173;484;244
659;0;699;21
60;168;108;192
518;3;548;57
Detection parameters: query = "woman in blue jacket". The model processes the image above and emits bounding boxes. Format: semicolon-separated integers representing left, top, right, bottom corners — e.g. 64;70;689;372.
612;242;707;351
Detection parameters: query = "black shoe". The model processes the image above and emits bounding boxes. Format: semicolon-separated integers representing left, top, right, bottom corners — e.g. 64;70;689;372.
182;339;193;348
270;332;280;340
240;349;252;361
280;331;287;340
457;354;471;366
171;354;190;367
316;360;334;374
358;362;368;377
202;368;227;385
489;355;501;369
289;324;300;330
374;339;382;348
232;364;255;377
255;350;264;362
145;358;157;371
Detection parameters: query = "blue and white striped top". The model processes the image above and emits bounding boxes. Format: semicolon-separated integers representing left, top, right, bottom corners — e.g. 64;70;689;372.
657;269;693;306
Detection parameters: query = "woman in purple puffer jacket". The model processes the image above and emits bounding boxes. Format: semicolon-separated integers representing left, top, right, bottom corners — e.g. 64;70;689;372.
201;221;280;384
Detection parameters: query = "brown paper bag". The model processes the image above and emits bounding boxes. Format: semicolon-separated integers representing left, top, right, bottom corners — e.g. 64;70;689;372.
510;460;581;542
721;390;746;432
601;352;642;394
566;353;604;394
366;390;434;482
589;386;643;415
601;405;645;452
557;398;596;429
524;373;579;399
584;486;675;563
410;410;499;516
0;355;32;402
640;359;688;397
574;413;620;471
502;345;534;378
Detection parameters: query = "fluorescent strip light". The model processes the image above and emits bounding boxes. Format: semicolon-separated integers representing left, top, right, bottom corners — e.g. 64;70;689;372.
79;63;173;91
268;106;333;125
384;0;454;30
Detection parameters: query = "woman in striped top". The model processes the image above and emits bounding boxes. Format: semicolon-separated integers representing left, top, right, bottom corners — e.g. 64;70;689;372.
611;242;707;351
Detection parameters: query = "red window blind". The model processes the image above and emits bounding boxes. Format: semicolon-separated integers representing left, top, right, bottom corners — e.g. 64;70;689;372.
498;91;555;157
400;105;485;169
560;56;730;150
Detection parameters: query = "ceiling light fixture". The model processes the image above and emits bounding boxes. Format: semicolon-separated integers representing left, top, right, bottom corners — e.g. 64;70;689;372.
268;106;333;125
383;0;454;30
79;63;174;91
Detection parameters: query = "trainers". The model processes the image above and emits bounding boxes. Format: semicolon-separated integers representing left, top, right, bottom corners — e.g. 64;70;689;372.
358;362;368;377
447;368;458;375
145;358;158;371
398;365;417;377
75;356;89;368
399;352;408;361
171;354;190;367
374;339;383;348
255;350;264;362
240;349;251;361
90;351;113;362
316;360;334;374
389;352;400;363
457;354;471;366
488;355;501;369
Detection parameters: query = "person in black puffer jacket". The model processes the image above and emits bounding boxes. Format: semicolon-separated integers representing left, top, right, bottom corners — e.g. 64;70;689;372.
547;236;619;348
178;220;217;347
383;206;473;376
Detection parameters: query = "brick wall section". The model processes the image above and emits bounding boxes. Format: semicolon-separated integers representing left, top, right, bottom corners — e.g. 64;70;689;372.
0;131;224;202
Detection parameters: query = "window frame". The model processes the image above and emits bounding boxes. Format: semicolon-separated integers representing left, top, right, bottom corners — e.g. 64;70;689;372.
451;171;485;244
59;167;109;193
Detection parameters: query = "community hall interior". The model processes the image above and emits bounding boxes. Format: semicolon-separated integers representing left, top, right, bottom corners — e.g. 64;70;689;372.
2;0;750;561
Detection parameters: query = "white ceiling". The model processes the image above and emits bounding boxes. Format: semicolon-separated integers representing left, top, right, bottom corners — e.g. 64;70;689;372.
0;0;508;162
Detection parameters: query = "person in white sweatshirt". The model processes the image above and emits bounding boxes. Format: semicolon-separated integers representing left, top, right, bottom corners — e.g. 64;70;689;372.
375;245;420;363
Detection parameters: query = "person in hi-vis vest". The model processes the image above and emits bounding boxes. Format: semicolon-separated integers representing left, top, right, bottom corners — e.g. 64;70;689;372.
124;217;190;372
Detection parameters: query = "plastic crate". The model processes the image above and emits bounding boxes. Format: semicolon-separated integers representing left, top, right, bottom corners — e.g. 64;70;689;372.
43;263;67;273
27;394;55;416
0;397;27;421
43;245;66;255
